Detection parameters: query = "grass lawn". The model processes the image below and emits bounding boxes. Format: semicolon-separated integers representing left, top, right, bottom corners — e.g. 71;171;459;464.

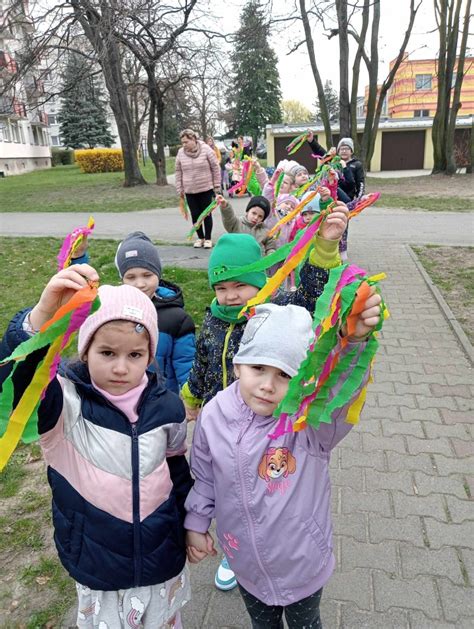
0;158;179;213
0;236;212;626
412;245;474;344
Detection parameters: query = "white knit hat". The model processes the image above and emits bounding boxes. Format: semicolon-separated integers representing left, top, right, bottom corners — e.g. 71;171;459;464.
78;284;158;361
233;304;313;377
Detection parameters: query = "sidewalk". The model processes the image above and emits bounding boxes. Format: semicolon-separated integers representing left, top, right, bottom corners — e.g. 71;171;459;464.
177;239;474;628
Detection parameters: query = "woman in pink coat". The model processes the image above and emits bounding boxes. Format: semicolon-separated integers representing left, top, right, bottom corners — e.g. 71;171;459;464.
175;129;222;249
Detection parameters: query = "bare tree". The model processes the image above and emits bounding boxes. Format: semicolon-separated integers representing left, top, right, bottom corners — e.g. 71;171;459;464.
432;0;472;174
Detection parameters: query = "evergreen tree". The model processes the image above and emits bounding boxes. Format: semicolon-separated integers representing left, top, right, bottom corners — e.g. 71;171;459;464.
59;53;115;149
314;80;340;123
228;0;282;146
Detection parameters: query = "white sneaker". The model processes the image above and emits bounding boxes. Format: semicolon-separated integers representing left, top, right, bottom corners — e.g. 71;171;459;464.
203;240;213;249
214;556;237;591
193;239;204;248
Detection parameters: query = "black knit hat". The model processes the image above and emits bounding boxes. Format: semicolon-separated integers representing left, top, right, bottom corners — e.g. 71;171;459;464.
245;195;271;220
115;231;162;279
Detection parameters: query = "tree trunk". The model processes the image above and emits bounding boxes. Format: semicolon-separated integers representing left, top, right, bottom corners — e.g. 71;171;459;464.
350;0;370;155
70;0;147;187
146;75;168;186
446;0;471;175
299;0;332;145
336;0;350;137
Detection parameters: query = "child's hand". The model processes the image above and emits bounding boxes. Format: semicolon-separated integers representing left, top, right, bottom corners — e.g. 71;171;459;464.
72;235;89;259
184;402;199;422
271;167;283;185
30;264;99;331
328;147;337;156
318;202;348;241
343;288;382;340
307;130;314;142
186;531;217;563
319;186;331;202
216;194;227;208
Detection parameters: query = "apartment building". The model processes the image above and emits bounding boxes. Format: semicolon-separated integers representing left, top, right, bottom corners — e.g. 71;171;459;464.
0;0;51;175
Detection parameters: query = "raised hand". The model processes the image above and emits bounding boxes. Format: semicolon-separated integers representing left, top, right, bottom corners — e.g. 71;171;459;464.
318;202;349;241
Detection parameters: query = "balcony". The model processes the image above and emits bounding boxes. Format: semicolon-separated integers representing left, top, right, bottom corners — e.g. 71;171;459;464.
0;50;18;75
31;109;48;126
25;76;45;100
0;97;27;119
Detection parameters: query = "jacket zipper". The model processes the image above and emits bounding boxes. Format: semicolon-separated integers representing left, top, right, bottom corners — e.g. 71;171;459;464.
236;421;278;602
131;422;141;586
222;323;235;389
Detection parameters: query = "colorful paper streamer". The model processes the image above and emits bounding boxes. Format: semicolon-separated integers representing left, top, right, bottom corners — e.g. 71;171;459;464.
56;216;95;270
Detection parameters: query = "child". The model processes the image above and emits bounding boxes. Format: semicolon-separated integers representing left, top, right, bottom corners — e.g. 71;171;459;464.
181;203;348;590
288;203;319;242
289;163;310;187
336;137;365;200
218;194;277;256
115;231;196;395
184;298;381;628
0;266;193;628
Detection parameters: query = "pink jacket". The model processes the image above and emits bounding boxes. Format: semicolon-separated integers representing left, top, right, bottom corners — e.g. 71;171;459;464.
175;141;221;196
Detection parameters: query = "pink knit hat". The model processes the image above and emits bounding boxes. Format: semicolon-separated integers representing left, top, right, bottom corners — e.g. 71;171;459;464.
276;193;299;209
78;284;158;361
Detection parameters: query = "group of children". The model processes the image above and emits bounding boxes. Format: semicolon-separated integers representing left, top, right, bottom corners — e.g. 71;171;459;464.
0;135;381;629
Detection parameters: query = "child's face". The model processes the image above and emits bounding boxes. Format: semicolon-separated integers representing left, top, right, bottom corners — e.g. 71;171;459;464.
247;206;266;225
294;170;309;186
280;175;295;194
338;145;353;160
214;281;259;307
122;267;159;299
302;211;316;224
85;321;150;395
234;364;291;416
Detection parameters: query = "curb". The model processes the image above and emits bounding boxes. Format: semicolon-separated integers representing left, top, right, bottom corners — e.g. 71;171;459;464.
407;244;474;365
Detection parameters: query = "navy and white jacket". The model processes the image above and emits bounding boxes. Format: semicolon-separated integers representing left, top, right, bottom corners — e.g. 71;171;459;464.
152;280;195;394
0;309;193;591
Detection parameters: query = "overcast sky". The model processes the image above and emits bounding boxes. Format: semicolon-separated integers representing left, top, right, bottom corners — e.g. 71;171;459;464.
217;0;444;110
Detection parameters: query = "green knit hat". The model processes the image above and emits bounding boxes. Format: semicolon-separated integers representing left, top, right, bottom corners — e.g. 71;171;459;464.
208;234;267;289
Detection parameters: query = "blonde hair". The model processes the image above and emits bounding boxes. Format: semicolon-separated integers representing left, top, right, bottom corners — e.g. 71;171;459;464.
180;128;198;141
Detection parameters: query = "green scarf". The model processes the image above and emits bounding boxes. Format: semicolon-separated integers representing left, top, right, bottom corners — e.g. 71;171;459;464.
210;299;247;324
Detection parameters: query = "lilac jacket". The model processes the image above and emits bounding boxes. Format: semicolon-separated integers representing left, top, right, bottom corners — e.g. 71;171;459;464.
185;342;368;606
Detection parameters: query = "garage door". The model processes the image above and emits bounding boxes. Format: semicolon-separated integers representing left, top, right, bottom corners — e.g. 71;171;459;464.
381;130;425;170
274;136;316;171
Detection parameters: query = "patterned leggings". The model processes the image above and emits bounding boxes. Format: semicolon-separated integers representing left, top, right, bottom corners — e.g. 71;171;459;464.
238;585;323;629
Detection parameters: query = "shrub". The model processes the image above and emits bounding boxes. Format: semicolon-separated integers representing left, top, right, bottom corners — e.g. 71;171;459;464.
51;148;75;167
74;148;124;173
169;144;181;157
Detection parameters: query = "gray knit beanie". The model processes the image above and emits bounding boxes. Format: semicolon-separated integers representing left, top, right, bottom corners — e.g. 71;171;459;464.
337;137;354;153
233;303;313;377
115;231;162;279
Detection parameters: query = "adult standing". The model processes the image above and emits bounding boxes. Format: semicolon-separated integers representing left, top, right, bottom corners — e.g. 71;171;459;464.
176;129;221;249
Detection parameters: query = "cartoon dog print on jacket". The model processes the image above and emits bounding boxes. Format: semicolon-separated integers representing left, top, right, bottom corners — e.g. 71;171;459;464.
258;447;296;494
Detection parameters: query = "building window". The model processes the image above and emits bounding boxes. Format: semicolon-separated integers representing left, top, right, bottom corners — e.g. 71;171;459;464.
3;122;11;142
48;114;57;125
415;74;432;90
414;109;430;117
11;122;20;142
51;135;61;146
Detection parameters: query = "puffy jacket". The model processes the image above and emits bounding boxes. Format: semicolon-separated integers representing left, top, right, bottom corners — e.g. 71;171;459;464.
0;309;193;591
186;260;332;405
185;347;368;606
175;141;221;196
219;202;276;256
152;280;196;394
339;157;365;200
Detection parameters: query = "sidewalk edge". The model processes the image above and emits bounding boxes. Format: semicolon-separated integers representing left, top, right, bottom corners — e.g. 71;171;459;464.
407;244;474;365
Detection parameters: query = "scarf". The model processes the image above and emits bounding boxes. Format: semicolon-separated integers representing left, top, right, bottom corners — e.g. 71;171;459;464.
210;298;247;324
184;141;202;158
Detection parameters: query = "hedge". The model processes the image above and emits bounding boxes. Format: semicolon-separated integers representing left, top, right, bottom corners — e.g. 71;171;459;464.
74;148;124;173
51;148;75;167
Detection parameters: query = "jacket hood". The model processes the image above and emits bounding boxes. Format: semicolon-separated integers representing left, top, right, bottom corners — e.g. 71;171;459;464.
153;279;184;310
